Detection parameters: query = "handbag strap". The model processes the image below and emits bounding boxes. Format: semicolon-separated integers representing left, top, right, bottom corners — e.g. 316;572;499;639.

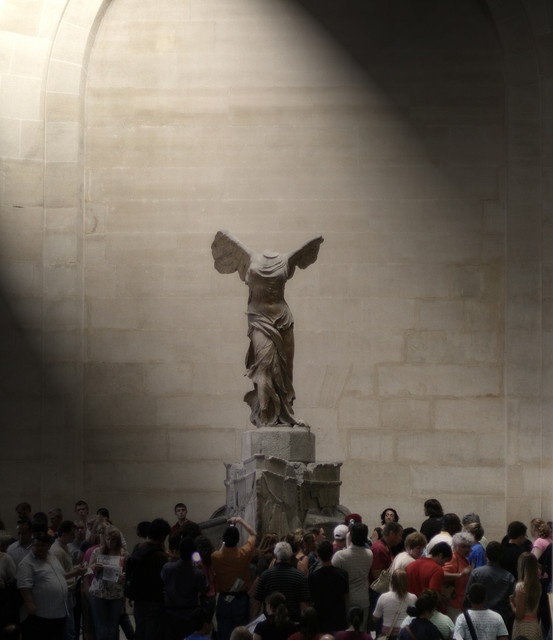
405;625;417;640
463;611;479;640
384;602;403;639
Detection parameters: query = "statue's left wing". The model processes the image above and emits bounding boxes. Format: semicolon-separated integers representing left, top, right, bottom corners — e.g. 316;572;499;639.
211;230;253;282
287;235;324;277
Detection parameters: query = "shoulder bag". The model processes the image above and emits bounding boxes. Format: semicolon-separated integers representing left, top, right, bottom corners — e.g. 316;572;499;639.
370;568;391;594
376;600;403;640
463;611;478;640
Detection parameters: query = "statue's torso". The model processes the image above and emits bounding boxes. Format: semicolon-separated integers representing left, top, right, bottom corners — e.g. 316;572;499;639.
246;254;292;326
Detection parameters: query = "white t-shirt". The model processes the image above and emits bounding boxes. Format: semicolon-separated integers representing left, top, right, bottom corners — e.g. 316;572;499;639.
390;551;416;574
374;591;416;630
453;608;508;640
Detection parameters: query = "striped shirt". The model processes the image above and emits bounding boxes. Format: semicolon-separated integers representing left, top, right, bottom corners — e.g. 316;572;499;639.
254;562;310;622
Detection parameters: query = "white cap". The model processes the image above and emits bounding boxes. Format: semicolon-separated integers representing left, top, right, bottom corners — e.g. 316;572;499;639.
333;524;349;541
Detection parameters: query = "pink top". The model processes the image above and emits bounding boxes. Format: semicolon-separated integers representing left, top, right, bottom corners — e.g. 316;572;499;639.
532;536;552;556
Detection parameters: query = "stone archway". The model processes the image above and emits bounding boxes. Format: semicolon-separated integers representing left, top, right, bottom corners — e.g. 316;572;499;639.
35;0;552;523
40;0;111;498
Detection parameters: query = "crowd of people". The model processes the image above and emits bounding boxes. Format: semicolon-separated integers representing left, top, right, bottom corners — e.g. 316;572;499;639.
0;498;551;640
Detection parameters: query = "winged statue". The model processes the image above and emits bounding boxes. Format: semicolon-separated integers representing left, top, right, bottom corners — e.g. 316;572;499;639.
212;230;324;428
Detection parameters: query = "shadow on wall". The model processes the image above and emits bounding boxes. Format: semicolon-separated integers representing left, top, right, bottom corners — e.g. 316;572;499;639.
0;288;45;506
294;0;500;78
293;0;504;165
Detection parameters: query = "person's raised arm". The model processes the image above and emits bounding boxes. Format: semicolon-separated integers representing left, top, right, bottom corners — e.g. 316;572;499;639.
229;517;256;538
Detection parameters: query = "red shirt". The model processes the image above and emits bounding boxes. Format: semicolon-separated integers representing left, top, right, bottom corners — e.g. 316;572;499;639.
406;557;444;596
443;552;470;609
370;539;392;581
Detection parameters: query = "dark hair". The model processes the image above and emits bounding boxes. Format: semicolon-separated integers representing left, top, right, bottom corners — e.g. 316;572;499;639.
466;522;484;542
266;592;289;630
317;540;333;562
507;521;527;539
148;518;171;541
380;508;399;524
57;520;76;536
16;519;31;528
346;606;364;632
32;531;52;545
383;522;402;538
136;521;151;538
195;535;214;566
351;523;369;547
74;500;88;510
442;513;462;535
179;536;196;563
96;507;110;519
298;607;319;640
222;525;240;548
174;502;187;512
485;540;502;563
424;499;443;518
302;532;315;552
407;591;437;617
402;527;417;540
31;512;48;534
15;502;31;512
468;583;486;605
169;532;183;553
180;520;202;540
190;607;210;631
430;541;452;560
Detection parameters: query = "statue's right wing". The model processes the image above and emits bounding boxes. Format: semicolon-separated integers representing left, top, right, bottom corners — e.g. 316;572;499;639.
211;230;253;281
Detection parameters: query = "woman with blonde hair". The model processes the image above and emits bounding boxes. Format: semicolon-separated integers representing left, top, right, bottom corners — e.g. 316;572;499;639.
529;518;552;561
510;552;543;640
296;533;316;576
88;525;129;640
389;532;427;574
372;569;416;640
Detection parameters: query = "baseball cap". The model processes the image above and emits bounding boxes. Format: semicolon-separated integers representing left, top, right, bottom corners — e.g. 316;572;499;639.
333;524;349;541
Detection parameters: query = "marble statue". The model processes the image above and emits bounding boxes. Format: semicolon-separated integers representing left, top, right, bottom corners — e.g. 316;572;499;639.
212;230;324;428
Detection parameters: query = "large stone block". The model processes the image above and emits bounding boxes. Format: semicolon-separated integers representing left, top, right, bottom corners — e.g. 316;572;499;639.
242;427;315;463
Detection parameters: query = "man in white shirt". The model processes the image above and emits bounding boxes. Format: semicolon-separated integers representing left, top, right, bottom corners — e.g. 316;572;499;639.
17;531;69;640
425;513;462;555
7;519;32;566
453;583;508;640
50;521;86;640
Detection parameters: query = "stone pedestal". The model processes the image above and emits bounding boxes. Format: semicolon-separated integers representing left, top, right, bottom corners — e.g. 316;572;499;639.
224;427;346;537
242;426;315;463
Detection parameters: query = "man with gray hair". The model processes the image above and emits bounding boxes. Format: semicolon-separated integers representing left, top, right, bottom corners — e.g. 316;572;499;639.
253;541;310;622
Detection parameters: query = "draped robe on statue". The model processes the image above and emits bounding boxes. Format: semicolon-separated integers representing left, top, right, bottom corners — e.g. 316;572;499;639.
211;230;323;428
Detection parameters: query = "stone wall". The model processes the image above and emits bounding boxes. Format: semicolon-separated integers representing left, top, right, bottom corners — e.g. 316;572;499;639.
0;0;551;543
